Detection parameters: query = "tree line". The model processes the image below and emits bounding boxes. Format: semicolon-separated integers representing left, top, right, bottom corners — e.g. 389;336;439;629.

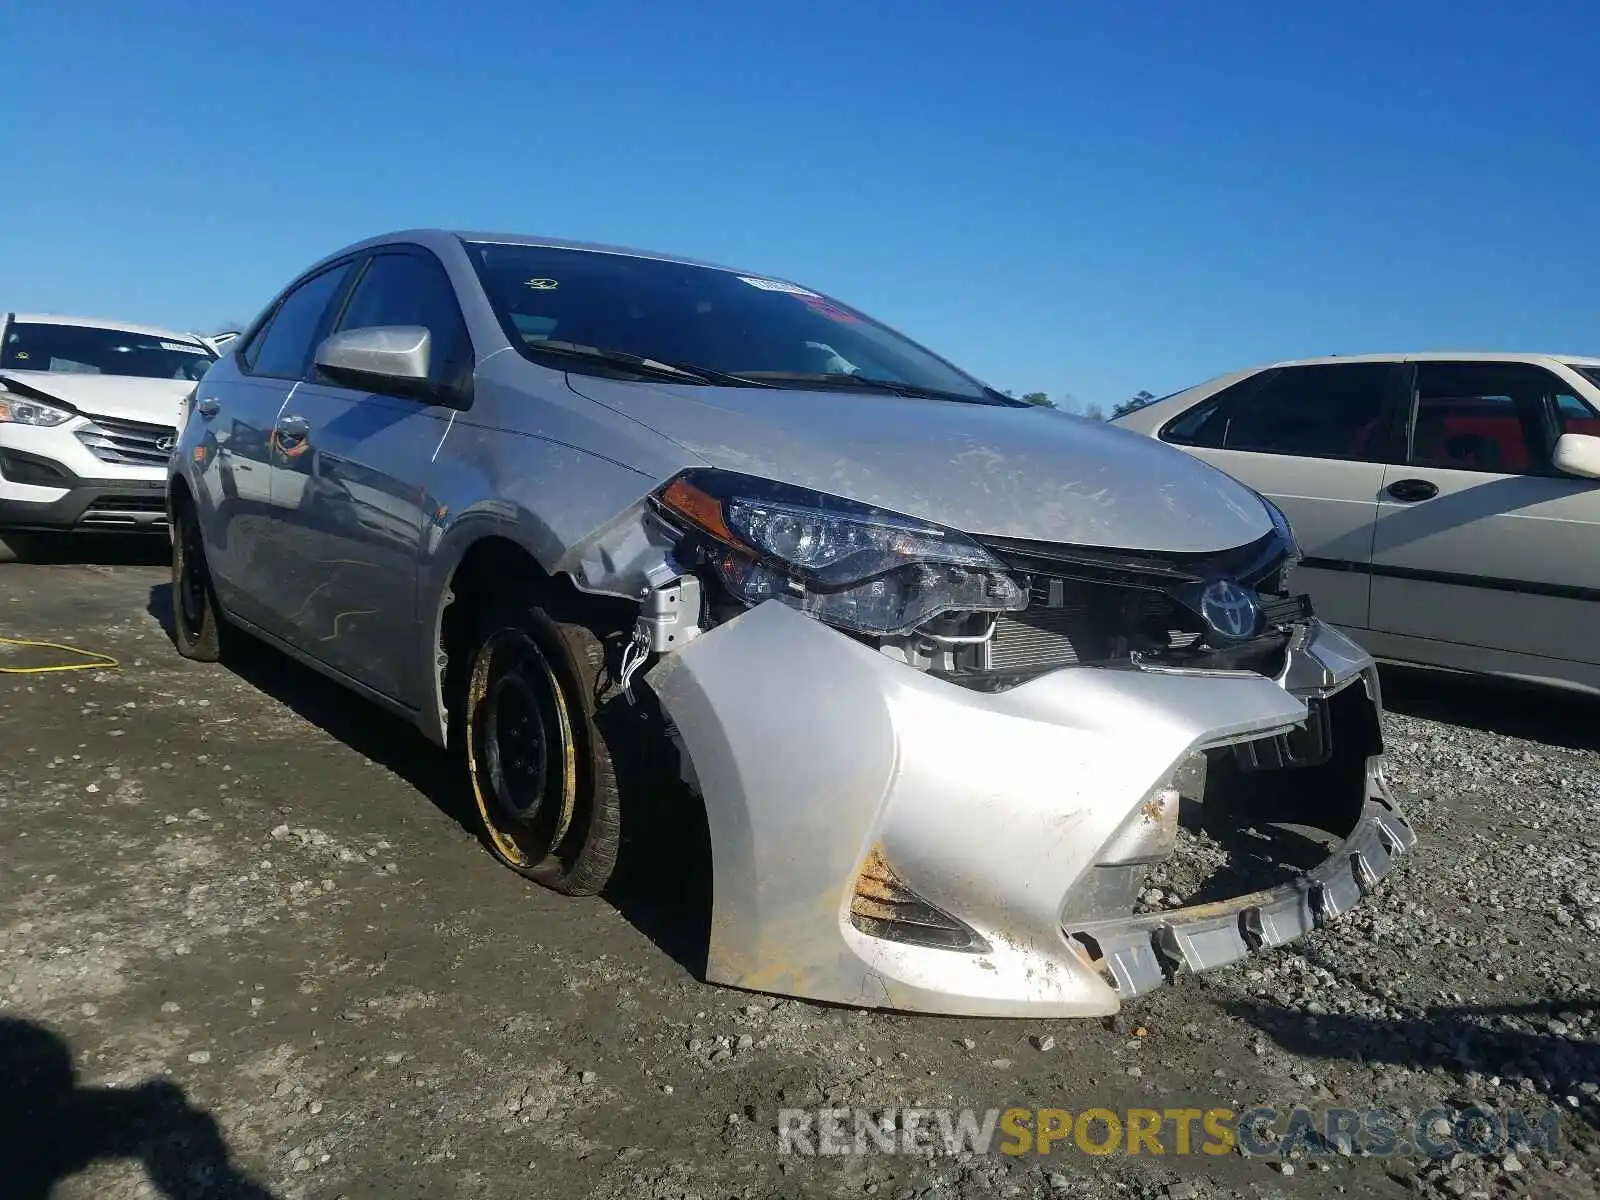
1003;390;1158;421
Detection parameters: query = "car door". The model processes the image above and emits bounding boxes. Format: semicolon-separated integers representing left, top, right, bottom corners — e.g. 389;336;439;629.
1159;361;1404;632
263;247;473;707
196;260;356;629
1369;360;1600;667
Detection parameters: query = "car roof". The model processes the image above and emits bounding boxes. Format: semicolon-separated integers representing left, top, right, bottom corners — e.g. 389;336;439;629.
315;228;798;286
6;312;210;346
1243;351;1600;370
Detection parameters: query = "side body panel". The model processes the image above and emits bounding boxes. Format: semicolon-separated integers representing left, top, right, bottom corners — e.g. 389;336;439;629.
1371;464;1600;665
187;363;293;630
263;382;454;707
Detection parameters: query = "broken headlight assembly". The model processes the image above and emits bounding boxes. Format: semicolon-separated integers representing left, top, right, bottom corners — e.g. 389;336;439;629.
652;469;1027;637
1257;494;1302;589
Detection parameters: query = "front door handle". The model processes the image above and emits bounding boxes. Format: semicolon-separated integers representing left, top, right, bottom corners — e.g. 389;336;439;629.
1386;477;1439;502
273;414;312;458
195;396;221;418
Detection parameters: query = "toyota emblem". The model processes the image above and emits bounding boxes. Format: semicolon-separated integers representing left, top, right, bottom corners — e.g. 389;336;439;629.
1199;578;1261;642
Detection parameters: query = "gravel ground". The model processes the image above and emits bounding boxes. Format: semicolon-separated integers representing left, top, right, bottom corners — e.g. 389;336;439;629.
1;539;1596;1200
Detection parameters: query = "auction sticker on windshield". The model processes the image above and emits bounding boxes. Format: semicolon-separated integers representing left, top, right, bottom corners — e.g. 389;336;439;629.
738;276;820;297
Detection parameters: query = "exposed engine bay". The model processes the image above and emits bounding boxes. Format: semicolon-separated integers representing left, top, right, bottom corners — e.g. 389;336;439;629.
607;467;1314;692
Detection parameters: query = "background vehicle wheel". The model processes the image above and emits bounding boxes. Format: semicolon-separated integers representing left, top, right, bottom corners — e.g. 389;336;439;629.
463;589;627;896
170;501;226;662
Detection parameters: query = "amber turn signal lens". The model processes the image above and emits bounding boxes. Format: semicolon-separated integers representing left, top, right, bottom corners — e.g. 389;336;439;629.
660;476;737;544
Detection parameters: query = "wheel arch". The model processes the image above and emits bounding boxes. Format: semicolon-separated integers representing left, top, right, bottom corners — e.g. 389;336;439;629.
429;531;552;748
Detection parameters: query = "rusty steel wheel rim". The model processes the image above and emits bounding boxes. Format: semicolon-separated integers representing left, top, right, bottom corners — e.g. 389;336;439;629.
468;629;578;870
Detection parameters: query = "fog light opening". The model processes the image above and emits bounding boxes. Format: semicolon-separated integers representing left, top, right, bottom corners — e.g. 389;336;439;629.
848;844;991;954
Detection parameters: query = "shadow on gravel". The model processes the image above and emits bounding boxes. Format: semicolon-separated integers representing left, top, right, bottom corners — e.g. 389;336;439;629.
600;684;714;981
0;1016;276;1200
1171;795;1338;908
1227;990;1600;1137
1379;664;1600;753
145;583;480;839
145;582;715;983
0;531;169;567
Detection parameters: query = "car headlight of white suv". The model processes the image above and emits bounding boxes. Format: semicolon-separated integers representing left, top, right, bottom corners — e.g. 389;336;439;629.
0;386;75;427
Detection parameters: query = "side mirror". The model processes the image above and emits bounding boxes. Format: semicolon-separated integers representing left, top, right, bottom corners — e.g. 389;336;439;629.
313;326;467;408
1552;432;1600;480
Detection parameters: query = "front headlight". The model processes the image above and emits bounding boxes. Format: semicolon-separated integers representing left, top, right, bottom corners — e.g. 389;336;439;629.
1260;495;1301;561
655;469;1027;636
0;389;74;428
1258;494;1302;590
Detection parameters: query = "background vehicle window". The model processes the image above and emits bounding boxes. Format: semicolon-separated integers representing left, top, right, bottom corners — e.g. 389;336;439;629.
1554;389;1600;437
328;252;471;386
1163;363;1393;460
1;322;216;381
246;263;354;379
1409;363;1553;474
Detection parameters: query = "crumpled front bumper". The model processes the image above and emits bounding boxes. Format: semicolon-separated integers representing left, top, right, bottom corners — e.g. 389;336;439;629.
647;601;1417;1018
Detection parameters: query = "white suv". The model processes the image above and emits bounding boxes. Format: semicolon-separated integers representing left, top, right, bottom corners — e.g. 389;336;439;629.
0;313;217;545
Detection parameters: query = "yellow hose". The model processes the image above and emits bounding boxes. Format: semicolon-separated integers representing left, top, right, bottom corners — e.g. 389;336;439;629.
0;636;121;674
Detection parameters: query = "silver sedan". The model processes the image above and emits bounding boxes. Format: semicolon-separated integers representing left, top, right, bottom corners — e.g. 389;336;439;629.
165;231;1415;1017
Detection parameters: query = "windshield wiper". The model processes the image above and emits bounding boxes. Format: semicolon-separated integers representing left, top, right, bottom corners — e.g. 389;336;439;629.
523;340;775;388
739;372;1024;406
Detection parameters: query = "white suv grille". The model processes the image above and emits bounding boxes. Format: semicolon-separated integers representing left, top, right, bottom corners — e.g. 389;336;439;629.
76;416;175;467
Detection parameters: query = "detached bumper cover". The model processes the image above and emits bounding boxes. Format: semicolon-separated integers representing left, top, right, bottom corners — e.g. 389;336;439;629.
1065;792;1413;999
648;601;1416;1018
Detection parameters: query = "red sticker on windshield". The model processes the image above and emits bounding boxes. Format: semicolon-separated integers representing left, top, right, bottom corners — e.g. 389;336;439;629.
798;296;860;323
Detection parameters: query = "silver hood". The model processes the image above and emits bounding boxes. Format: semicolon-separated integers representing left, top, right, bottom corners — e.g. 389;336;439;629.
563;375;1273;553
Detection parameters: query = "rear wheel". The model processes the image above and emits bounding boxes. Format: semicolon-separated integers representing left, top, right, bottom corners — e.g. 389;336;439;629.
463;590;626;896
171;500;226;662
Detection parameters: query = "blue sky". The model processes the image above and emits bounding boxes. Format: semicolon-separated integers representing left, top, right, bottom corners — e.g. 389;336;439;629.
2;1;1595;412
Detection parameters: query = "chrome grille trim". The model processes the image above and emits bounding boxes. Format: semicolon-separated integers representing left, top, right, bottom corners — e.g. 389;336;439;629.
79;493;170;528
75;416;175;467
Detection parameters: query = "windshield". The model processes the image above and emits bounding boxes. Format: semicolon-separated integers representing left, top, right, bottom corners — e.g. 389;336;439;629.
1;321;217;382
463;241;996;402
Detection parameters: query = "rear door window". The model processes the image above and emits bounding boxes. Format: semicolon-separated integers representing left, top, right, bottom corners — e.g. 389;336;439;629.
1163;363;1396;461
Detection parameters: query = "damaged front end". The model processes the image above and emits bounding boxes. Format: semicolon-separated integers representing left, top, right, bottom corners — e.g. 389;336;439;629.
570;468;1417;1017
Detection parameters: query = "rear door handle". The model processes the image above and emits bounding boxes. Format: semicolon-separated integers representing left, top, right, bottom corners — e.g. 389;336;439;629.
1386;478;1439;502
277;415;310;437
196;396;221;417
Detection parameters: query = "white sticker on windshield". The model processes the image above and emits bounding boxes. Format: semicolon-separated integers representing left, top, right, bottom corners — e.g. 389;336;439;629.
738;276;819;297
161;341;208;353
